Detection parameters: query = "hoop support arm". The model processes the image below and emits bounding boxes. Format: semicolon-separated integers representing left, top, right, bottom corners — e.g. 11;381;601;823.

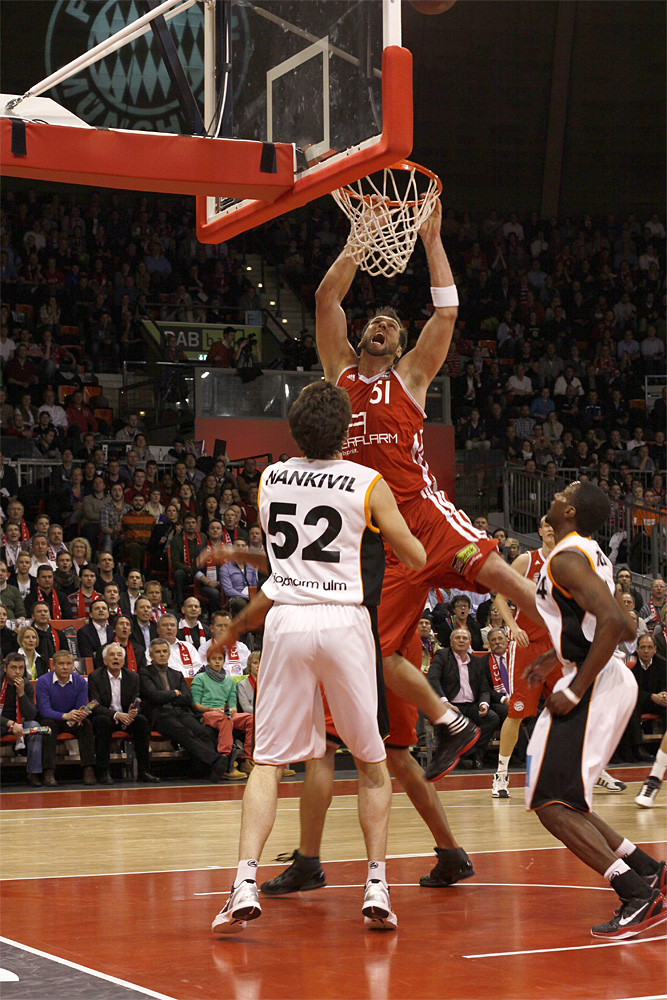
0;123;295;200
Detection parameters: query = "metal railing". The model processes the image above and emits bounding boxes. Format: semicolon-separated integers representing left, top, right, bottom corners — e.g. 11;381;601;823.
504;467;666;579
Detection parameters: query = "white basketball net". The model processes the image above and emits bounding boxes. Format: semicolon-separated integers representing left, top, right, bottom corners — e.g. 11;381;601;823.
332;162;441;277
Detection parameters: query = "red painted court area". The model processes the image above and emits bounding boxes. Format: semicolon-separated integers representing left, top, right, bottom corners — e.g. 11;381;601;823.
2;845;665;1000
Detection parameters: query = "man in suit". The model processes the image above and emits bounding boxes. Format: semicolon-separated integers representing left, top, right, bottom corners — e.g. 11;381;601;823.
477;627;510;729
131;595;158;655
139;638;227;782
77;599;115;659
88;642;159;784
170;514;206;609
621;634;667;762
428;628;502;767
94;614;146;672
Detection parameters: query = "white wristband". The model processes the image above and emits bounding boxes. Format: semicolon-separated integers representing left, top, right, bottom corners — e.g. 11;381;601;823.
431;285;459;308
561;686;581;706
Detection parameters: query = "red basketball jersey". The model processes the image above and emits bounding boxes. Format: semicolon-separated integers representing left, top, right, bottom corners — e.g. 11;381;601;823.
337;365;436;506
514;547;549;641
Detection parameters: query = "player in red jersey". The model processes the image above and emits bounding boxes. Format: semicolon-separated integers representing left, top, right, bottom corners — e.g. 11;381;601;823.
491;516;559;798
258;200;545;898
315;199;541;776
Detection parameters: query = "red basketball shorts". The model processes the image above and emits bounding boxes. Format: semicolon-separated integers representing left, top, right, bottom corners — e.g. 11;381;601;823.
378;489;498;659
507;633;562;719
324;630;422;749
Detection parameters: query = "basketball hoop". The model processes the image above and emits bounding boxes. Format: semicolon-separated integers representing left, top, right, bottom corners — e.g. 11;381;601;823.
332;160;442;278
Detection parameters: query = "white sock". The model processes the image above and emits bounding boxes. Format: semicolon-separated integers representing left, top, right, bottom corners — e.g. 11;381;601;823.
435;703;468;733
368;861;387;885
650;748;667;782
236;859;259;885
615;838;636;859
497;754;511;776
604;858;630;882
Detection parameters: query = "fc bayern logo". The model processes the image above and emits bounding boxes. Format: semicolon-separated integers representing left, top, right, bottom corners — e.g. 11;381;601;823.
45;0;212;132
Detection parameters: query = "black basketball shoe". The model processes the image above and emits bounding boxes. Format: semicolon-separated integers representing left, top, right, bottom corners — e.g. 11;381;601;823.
260;851;326;896
419;847;475;888
425;718;480;782
591;889;666;939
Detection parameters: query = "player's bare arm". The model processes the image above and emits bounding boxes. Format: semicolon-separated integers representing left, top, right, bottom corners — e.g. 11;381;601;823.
198;545;269;575
368;477;426;571
315;249;359;381
397;200;458;403
493;551;531;647
546;551;636;716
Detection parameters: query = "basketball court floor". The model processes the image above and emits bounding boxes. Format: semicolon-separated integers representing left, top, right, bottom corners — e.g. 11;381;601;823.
1;766;665;1000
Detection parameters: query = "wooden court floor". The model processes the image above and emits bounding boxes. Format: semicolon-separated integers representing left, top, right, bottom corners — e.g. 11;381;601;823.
1;766;665;1000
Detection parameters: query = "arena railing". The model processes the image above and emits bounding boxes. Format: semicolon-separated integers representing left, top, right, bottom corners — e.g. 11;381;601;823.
504;467;666;580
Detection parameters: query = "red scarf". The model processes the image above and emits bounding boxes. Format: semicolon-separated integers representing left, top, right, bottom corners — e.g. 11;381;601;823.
179;618;206;642
487;652;509;696
0;677;21;724
222;528;233;545
150;604;167;623
176;641;193;666
13;520;30;542
182;533;201;569
76;588;101;619
37;585;61;620
123;642;137;672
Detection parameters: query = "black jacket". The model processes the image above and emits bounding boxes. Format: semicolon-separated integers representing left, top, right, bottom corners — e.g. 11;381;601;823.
130;618;158;653
88;666;141;719
24;586;73;619
0;677;37;734
428;647;491;706
77;622;115;659
138;663;197;728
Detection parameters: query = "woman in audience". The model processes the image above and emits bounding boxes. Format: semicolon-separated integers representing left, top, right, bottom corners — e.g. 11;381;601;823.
0;605;19;657
17;625;45;681
200;494;222;535
144;487;165;523
481;603;508;646
177;482;199;523
69;536;92;576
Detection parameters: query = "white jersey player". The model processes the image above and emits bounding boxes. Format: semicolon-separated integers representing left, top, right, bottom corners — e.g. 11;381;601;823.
210;381;426;937
522;481;666;940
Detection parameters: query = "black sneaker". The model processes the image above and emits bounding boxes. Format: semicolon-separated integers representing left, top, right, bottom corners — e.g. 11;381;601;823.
647;860;667;895
591;889;667;939
419;847;475;888
260;851;326;896
425;719;480;782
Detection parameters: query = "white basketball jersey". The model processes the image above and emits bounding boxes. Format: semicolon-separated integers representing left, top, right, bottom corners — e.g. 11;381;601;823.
535;531;620;669
258;457;385;606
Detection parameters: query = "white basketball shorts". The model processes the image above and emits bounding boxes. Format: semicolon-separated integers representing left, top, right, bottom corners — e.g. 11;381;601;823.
253;603;387;766
525;657;638;813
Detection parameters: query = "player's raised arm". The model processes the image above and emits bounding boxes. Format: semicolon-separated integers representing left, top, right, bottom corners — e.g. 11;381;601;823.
546;550;635;715
399;200;458;393
368;477;426;571
315;248;359;381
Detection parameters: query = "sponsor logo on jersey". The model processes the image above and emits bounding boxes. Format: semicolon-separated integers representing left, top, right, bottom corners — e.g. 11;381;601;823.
451;543;480;573
513;700;524;712
272;574;347;592
346;433;399;449
347;374;356;381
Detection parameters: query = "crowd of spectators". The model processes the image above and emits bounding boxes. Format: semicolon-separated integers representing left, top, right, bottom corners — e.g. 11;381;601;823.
0;183;664;785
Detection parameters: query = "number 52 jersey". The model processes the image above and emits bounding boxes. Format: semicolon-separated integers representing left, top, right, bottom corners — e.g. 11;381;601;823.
258;457;386;607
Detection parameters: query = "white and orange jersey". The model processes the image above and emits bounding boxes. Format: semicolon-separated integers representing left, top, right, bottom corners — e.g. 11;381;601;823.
258;457;385;607
535;532;621;670
514;548;550;641
337;365;437;507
